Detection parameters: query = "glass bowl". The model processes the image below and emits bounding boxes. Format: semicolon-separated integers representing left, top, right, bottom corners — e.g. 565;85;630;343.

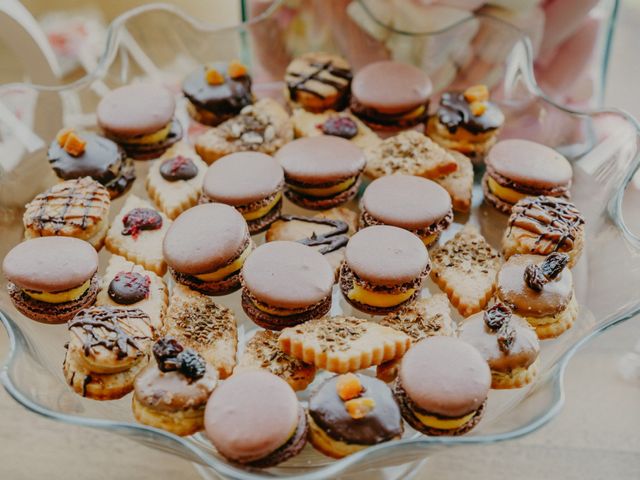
1;2;640;479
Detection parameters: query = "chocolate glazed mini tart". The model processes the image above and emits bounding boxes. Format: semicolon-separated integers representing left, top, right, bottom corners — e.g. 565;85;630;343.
308;373;403;458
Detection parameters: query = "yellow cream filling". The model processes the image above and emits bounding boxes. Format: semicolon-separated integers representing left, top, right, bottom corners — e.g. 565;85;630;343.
398;104;426;120
421;233;438;246
194;244;252;281
289;177;356;198
347;284;415;308
119;122;172;145
24;280;90;304
242;192;282;221
415;410;475;430
254;300;296;317
487;177;529;204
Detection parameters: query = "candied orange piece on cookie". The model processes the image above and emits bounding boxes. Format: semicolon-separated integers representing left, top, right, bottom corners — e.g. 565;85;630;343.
336;373;363;401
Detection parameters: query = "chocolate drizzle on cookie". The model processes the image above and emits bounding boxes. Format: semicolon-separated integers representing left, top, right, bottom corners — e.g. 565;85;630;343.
509;196;585;252
160;155;198;181
122;208;163;238
286;60;352;101
69;306;151;359
279;214;349;254
108;271;151;305
437;92;504;134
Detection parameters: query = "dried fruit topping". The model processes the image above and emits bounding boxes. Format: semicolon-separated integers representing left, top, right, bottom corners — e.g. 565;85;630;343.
121;208;163;238
63;131;87;156
497;323;516;353
153;337;184;372
56;127;74;147
319;116;358;139
484;303;512;331
206;67;225;85
336;373;363;401
107;271;151;305
159;155;198;182
176;349;207;381
469;101;487;116
463;84;489;103
228;59;248;79
345;397;376;419
524;253;569;291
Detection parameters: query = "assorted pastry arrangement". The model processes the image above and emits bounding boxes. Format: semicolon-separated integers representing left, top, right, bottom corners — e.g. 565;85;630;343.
1;52;586;466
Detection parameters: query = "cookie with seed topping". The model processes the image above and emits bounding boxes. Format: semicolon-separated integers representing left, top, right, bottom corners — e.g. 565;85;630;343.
195;99;293;164
376;294;456;382
433;150;474;213
162;284;237;379
23;177;111;249
278;316;411;374
431;225;501;317
236;330;316;391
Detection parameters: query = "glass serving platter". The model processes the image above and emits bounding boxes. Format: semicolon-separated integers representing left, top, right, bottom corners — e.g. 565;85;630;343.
1;2;640;479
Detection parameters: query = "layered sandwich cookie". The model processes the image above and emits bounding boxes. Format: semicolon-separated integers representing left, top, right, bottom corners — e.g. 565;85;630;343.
63;305;154;400
483;139;573;213
240;241;334;329
48;129;135;199
204;370;308;468
285;52;352;112
200;152;284;234
503;196;585;268
97;84;182;160
163;203;252;295
3;237;99;323
426;84;504;157
496;253;578;339
393;336;491;435
133;337;218;436
182;61;253;126
308;373;403;458
351;61;432;131
460;303;540;389
340;226;430;315
360;174;453;246
23;177;111;249
276;136;366;210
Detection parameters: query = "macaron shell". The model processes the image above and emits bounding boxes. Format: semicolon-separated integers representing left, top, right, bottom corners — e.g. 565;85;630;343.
352;61;433;114
97;84;176;136
203;152;284;205
399;336;490;417
3;237;98;292
163;203;249;275
362;175;452;229
276;137;366;184
241;241;334;309
204;370;299;463
345;226;429;285
486;139;573;188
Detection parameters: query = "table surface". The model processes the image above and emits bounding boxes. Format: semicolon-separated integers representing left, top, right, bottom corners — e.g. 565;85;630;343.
2;2;640;479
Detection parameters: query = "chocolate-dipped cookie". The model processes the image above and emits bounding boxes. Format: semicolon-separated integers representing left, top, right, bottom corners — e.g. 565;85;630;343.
340;226;430;315
97;84;182;160
482;139;573;213
276;136;366;210
393;336;490;436
503;196;585;267
360;174;453;246
48;129;135;199
3;237;99;323
427;85;504;158
496;253;578;339
163;203;252;296
204;370;308;468
133;337;218;436
308;373;403;458
200;152;284;234
241;241;334;329
285;52;352;112
351;61;432;131
460;304;540;389
182;61;253;126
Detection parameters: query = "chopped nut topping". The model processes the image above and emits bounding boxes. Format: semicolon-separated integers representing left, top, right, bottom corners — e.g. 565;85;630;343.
206;68;225;85
464;84;489;103
345;397;376;419
56;127;74;147
336;373;363;401
63;131;86;156
470;101;487;116
228;59;248;79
